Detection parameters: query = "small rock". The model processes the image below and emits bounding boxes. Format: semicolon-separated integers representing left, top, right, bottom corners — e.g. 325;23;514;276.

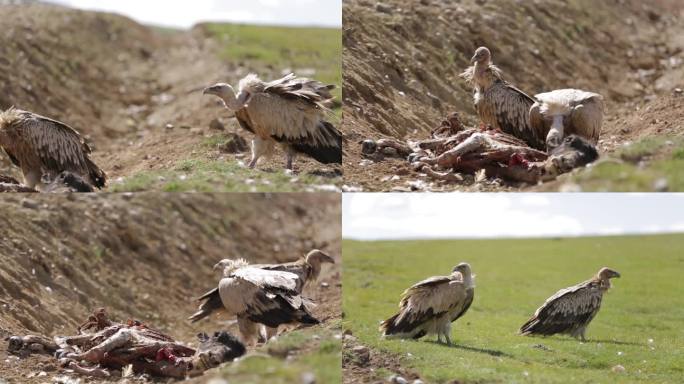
359;159;374;166
352;345;370;364
376;2;393;13
612;364;626;373
389;375;408;384
209;118;225;130
218;134;249;154
320;282;330;288
206;379;229;384
653;178;668;192
164;123;174;130
413;380;424;384
301;372;316;384
21;199;39;209
361;139;377;154
382;147;398;157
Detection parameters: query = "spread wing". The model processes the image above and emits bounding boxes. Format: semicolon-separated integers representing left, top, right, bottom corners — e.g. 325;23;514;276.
520;280;603;335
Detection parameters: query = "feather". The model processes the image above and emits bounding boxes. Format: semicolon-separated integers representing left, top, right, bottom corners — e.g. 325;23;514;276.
0;108;106;190
520;267;619;340
380;263;474;345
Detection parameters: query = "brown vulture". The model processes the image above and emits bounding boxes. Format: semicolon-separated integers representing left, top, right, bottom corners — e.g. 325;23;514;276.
520;267;620;341
189;259;319;346
203;73;342;170
0;108;106;190
460;47;543;149
380;262;474;346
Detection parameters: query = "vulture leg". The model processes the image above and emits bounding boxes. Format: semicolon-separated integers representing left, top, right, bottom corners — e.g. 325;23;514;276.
444;322;452;346
285;147;296;170
237;316;259;346
266;326;278;340
23;169;41;190
249;137;274;168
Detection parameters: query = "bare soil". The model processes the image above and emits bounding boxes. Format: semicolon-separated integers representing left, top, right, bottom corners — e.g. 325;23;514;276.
342;0;684;191
0;3;339;190
0;193;341;383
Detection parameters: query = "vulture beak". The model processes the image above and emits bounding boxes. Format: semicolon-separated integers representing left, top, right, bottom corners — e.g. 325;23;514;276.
470;54;478;64
203;86;216;95
613;271;621;278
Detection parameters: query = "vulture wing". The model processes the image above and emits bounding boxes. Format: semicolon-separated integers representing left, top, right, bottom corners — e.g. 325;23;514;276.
218;275;319;329
382;275;467;336
451;288;474;322
188;287;225;323
251;260;308;293
482;80;544;150
520;280;603;336
1;110;105;188
231;267;300;293
243;91;342;164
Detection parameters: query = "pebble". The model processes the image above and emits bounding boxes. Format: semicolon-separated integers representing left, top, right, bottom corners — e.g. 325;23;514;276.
301;372;316;384
352;345;370;364
612;364;626;373
653;178;668;192
389;375;408;384
376;2;393;14
207;379;229;384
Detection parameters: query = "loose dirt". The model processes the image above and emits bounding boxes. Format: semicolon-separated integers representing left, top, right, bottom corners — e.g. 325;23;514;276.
342;0;684;191
0;192;341;383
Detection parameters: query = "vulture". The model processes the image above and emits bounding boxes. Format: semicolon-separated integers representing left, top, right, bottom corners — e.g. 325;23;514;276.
460;47;542;149
189;259;319;346
520;267;620;341
380;263;474;346
203;73;342;170
213;249;335;293
529;89;604;150
0;108;106;190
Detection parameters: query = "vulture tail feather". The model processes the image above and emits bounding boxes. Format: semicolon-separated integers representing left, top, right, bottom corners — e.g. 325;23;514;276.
287;121;342;164
189;287;224;323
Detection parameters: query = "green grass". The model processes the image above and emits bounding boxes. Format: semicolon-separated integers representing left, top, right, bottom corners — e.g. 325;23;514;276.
108;159;333;192
560;136;684;191
209;327;342;384
206;23;342;108
343;235;684;384
109;136;340;192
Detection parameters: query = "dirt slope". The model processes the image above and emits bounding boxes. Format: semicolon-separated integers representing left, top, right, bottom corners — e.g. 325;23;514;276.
0;3;340;191
342;0;684;191
0;193;341;383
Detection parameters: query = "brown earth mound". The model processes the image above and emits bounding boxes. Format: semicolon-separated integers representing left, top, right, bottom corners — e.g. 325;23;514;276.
0;193;341;383
342;0;684;191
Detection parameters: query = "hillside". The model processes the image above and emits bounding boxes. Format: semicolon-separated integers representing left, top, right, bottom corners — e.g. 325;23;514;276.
0;3;343;192
342;0;684;191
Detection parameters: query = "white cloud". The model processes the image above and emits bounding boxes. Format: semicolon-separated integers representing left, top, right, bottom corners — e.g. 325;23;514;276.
343;194;684;240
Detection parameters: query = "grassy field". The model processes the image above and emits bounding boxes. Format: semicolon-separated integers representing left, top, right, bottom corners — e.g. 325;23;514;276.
552;136;684;192
202;325;342;384
206;23;342;109
343;235;684;383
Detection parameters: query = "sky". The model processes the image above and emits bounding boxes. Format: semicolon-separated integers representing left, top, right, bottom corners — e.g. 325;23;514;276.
343;193;684;240
49;0;342;28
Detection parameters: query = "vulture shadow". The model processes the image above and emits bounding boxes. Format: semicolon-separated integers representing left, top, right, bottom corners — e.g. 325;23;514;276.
424;341;511;357
548;337;645;346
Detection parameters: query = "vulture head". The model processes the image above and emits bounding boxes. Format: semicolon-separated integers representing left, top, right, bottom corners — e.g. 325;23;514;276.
470;46;491;65
305;249;335;266
597;267;621;280
213;258;249;276
452;262;471;276
203;83;250;110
